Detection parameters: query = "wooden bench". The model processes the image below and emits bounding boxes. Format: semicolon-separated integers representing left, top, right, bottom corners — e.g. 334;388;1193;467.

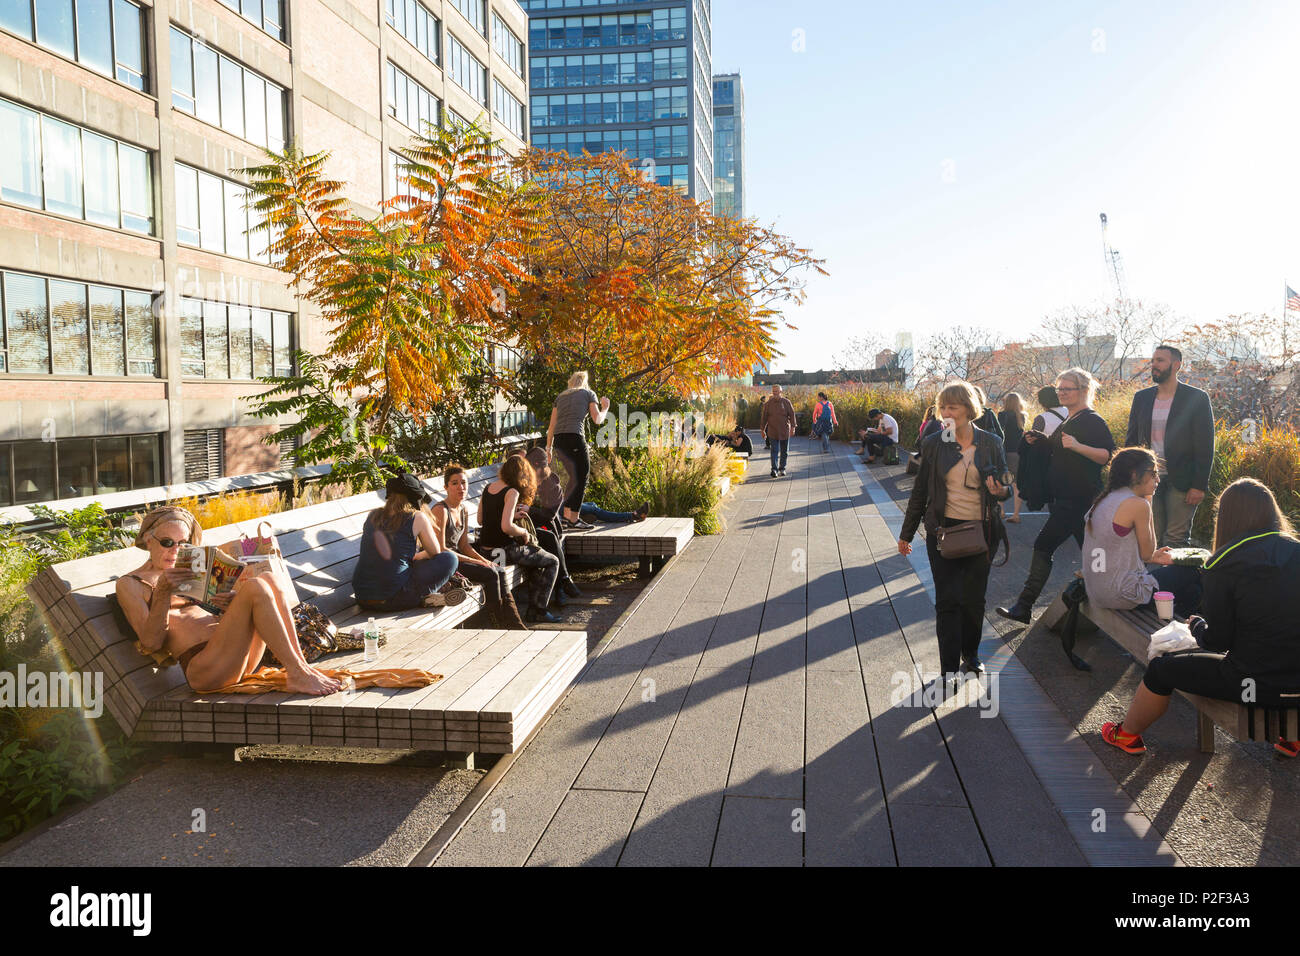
1041;589;1300;753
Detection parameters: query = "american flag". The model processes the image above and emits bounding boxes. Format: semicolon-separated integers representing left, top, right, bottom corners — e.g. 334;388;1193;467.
1289;286;1300;312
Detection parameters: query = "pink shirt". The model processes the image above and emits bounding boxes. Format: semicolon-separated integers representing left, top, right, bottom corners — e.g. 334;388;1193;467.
1151;397;1173;475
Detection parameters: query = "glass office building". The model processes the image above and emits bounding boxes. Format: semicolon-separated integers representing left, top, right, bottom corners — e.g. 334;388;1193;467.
523;0;713;203
712;72;742;219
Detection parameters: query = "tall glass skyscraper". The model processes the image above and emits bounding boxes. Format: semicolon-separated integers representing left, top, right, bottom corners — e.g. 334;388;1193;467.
523;0;714;203
712;72;743;218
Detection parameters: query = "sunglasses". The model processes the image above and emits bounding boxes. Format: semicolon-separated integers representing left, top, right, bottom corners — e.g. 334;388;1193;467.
151;534;184;549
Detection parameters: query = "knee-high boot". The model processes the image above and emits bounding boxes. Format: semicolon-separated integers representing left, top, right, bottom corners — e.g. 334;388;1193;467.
996;550;1053;624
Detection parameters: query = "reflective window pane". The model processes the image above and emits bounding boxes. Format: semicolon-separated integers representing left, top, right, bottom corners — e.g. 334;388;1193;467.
95;436;129;492
14;442;56;504
170;28;194;111
1;0;34;39
174;163;199;245
124;290;155;375
243;72;267;147
198;170;225;253
266;84;285;152
228;305;252;379
49;279;89;374
251;308;272;377
179;298;204;375
272;311;291;376
81;130;120;227
41;115;83;218
193;43;220;126
223;180;248;260
241;0;262;28
89;284;125;375
57;438;95;498
0;99;42;209
113;0;145;89
4;272;49;373
118;143;151;234
75;0;113;77
219;57;244;139
34;0;75;59
202;300;228;378
130;434;159;488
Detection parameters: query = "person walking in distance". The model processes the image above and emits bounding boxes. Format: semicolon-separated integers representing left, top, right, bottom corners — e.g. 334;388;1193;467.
759;395;770;449
547;371;611;531
1124;345;1215;548
999;392;1027;523
997;368;1116;624
812;392;838;453
760;384;796;477
899;381;1012;680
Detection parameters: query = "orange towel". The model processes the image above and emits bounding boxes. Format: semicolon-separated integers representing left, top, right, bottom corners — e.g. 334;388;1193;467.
212;666;443;695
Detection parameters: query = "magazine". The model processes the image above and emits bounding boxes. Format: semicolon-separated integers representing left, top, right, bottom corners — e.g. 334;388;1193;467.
174;544;270;604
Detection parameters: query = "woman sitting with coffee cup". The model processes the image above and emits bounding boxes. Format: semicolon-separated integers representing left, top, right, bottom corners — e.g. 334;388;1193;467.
1103;478;1300;757
1081;447;1202;618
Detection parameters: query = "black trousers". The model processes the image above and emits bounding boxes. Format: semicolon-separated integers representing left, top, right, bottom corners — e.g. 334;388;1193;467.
457;560;510;607
925;520;992;674
535;525;570;584
1032;496;1091;557
1144;650;1300;707
552;432;590;514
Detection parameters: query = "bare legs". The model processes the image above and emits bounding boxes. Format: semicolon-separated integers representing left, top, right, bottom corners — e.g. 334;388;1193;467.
185;576;342;695
1119;683;1172;735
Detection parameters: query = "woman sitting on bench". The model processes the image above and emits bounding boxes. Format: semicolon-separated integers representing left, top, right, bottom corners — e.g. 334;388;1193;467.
1103;478;1300;757
117;506;342;696
1082;447;1202;618
477;455;562;624
352;473;462;613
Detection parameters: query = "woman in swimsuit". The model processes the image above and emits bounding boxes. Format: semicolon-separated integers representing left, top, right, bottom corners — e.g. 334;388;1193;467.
116;506;341;696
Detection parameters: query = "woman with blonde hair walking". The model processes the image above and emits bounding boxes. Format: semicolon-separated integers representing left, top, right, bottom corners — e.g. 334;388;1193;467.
547;370;610;531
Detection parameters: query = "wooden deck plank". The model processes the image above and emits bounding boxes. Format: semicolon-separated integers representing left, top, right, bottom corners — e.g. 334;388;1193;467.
480;631;588;721
442;630;561;720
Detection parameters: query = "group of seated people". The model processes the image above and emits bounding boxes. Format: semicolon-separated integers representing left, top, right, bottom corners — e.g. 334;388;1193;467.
1075;451;1300;758
117;451;651;696
706;425;753;456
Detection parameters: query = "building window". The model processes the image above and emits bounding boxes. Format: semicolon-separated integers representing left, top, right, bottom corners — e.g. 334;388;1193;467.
1;269;156;377
0;97;153;233
184;429;224;482
385;0;439;65
450;0;483;35
491;12;522;77
177;295;293;381
170;27;287;151
175;162;281;264
0;0;147;90
528;8;685;52
214;0;284;42
0;432;162;505
491;79;524;139
386;62;441;134
446;34;486;105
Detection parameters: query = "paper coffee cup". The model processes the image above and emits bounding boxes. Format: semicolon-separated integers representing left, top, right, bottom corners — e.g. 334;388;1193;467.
1154;591;1175;620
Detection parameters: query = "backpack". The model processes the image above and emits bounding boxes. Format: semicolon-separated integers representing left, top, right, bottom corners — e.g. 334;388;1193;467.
813;401;834;436
1016;409;1065;510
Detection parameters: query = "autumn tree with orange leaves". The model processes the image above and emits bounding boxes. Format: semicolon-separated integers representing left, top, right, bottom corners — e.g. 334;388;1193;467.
500;149;826;412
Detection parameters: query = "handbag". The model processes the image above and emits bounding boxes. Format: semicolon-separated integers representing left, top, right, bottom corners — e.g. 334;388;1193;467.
516;511;540;549
936;520;988;559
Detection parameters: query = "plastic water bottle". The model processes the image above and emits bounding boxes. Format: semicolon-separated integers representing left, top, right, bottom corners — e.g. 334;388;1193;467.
364;616;379;663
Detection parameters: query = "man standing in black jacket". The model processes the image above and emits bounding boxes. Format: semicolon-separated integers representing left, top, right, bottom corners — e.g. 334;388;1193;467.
1125;345;1215;548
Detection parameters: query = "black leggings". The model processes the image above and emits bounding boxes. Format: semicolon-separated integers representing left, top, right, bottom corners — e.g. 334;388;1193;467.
1033;497;1090;556
457;560;511;608
535;525;570;584
925;520;992;673
1144;650;1300;707
552;432;589;514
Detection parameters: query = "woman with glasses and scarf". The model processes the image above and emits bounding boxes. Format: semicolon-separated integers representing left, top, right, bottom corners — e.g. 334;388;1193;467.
997;368;1116;624
899;381;1012;680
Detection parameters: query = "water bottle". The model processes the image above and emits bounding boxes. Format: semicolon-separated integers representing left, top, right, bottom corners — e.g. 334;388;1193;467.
364;616;379;663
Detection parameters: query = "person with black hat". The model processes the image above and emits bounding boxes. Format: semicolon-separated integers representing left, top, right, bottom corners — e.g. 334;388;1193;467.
352;473;464;612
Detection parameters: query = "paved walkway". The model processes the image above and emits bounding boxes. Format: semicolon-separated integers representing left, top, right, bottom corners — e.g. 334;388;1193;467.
437;437;1178;866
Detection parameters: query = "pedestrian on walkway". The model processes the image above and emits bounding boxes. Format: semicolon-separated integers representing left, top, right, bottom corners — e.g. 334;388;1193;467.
547;370;611;531
1000;392;1027;522
812;391;838;453
997;369;1116;624
972;385;1004;441
760;383;796;477
759;395;771;449
898;381;1012;679
1102;478;1300;757
1124;345;1215;548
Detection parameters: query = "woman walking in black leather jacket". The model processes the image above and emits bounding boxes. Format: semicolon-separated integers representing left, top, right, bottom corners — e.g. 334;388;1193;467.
899;381;1012;679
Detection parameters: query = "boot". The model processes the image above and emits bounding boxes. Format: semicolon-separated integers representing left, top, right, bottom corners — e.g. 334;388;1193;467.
996;550;1053;624
498;587;529;630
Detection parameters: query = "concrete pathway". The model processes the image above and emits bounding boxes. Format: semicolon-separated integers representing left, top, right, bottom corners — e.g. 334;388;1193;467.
437;436;1178;866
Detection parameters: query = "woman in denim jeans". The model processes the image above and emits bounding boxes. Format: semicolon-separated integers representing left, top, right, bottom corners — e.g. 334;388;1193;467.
353;473;461;612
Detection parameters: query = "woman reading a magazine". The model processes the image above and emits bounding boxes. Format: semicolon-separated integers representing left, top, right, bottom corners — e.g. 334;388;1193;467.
116;506;342;696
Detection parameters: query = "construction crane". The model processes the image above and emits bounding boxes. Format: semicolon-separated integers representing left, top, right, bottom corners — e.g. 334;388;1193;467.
1099;212;1127;302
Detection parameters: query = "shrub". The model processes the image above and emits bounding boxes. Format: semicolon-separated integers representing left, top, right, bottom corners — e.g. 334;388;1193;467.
588;443;730;535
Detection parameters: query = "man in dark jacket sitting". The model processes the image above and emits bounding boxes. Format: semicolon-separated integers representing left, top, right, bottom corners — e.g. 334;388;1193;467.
1124;345;1215;548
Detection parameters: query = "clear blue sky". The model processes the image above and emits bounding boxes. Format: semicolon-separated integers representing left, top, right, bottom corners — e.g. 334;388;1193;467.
712;0;1300;371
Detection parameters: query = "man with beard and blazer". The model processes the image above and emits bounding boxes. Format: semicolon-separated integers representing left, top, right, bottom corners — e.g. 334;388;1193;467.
1124;344;1215;548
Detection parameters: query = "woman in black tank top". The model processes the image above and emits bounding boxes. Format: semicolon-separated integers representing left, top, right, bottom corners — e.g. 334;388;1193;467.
476;457;563;624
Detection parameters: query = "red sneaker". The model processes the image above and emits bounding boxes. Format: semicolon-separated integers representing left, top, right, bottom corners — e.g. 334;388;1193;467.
1275;738;1299;758
1101;721;1146;755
